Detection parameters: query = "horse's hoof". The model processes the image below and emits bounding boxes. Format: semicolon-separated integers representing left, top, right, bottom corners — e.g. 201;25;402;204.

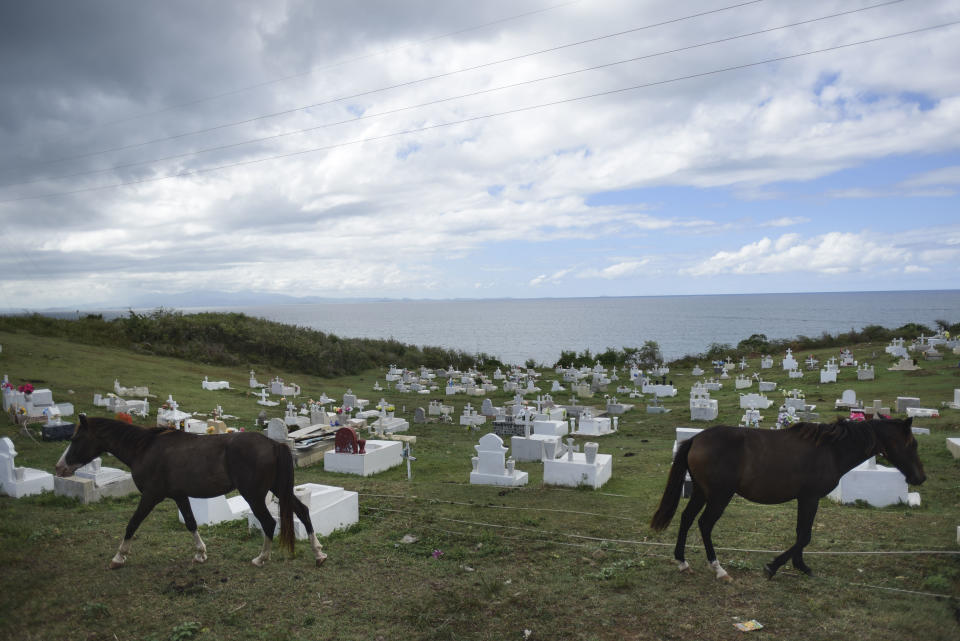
251;557;265;567
193;555;207;564
108;560;124;570
718;573;733;583
763;564;777;580
677;561;692;573
316;554;327;568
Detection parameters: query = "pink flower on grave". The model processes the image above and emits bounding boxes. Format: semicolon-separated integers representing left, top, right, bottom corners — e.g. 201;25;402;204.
431;549;444;559
1;381;12;390
17;383;34;394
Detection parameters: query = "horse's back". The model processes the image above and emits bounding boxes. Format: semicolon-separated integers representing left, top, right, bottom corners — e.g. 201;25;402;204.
687;426;833;504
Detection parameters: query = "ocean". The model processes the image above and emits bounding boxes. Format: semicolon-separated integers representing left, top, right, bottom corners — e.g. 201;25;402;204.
175;290;960;365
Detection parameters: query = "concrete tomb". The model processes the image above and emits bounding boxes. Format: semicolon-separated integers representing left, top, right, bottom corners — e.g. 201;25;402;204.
734;375;752;390
470;433;528;487
835;389;862;410
782;349;798;371
0;437;54;498
888;357;920;372
571;409;617;436
201;376;231;391
178;494;252;526
542;438;612;489
689;384;718;421
249;483;359;539
856;364;875;381
739;393;773;410
54;456;136;503
828;457;920;508
324;428;402;476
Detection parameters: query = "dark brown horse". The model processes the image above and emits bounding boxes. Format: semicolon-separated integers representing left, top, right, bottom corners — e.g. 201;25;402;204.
650;418;925;580
55;414;326;569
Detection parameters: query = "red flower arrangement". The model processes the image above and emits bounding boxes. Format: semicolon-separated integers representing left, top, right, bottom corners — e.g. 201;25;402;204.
17;383;34;394
114;412;133;424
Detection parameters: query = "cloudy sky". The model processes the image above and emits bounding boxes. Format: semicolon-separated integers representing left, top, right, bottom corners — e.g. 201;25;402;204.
1;0;958;310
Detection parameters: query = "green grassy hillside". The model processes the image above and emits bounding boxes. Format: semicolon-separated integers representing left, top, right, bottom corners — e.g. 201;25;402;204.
1;326;958;641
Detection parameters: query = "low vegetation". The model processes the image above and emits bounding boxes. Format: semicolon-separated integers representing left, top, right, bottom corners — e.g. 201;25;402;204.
0;317;958;640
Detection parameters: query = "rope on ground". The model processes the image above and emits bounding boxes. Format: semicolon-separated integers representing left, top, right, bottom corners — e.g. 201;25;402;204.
361;492;638;521
362;504;960;557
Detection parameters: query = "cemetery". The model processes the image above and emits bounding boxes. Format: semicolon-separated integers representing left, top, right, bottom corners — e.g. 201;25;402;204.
1;318;960;641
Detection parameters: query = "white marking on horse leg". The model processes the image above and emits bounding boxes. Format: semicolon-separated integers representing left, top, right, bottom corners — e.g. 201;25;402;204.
309;532;327;567
251;535;272;567
677;560;691;573
192;530;207;563
109;538;132;569
710;559;732;582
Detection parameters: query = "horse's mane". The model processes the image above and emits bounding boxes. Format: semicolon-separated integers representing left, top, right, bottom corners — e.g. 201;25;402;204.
786;418;880;454
88;416;176;451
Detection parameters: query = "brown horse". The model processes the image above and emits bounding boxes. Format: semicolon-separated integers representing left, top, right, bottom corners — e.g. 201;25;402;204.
55;414;326;569
650;418;925;580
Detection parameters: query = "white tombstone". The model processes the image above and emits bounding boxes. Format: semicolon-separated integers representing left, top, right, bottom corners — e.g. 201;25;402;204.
888;357;920;371
201;376;231;391
856;364;875;381
543;438;612;489
569;408;616;436
249;483;359;539
946;438;960;459
255;388;279;407
266;418;292;446
760;355;773;369
0;437;54;498
739;393;772;410
740;408;763;427
689;386;718;421
782;349;798;371
788;367;804;379
249;370;263;388
820;368;837;384
947;389;960;410
691;365;704;377
734;375;752;390
178;494;252;526
324;440;403;476
835;389;861;409
470;433;527;486
828;457;920;508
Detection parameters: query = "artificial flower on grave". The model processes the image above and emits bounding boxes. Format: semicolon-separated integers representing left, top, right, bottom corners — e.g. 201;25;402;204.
17;383;34;394
386;405;395;412
114;412;133;424
334;406;342;415
1;381;12;390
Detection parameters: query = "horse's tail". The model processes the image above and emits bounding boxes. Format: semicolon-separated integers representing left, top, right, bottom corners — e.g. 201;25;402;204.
650;438;693;532
275;444;297;555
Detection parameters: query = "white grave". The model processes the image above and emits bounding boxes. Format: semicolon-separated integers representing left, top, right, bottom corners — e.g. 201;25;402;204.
178;494;251;526
470;433;528;486
782;349;798;371
734;375;752;390
760;355;773;369
834;389;862;410
0;437;54;498
828;457;920;508
820;367;838;384
543;438;612;489
571;409;617;436
739;393;773;410
856;364;875;381
888;357;919;372
201;376;231;391
324;439;403;476
946;438;960;459
946;389;960;410
689;385;718;421
249;483;359;539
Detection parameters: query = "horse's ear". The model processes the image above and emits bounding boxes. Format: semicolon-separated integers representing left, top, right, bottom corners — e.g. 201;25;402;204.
79;413;88;427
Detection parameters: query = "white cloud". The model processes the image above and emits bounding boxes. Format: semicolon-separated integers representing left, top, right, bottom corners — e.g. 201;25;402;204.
579;259;650;280
686;232;913;277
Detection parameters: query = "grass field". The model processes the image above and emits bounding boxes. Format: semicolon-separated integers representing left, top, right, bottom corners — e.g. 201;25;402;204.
1;329;959;641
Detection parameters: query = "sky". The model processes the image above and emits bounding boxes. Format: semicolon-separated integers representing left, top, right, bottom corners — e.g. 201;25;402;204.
1;0;958;310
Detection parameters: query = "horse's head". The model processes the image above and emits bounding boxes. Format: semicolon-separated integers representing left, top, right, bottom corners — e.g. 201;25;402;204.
55;414;104;477
875;417;926;486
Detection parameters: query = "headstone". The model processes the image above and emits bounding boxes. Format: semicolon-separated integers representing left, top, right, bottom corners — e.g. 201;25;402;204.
413;407;426;424
266;418;292;447
470;433;527;486
828;457;920;508
0;437;54;498
895;397;921;413
249;483;358;539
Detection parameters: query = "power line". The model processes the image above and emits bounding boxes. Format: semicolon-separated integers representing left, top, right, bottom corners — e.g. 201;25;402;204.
0;0;908;189
1;19;954;205
90;0;585;130
9;0;768;171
